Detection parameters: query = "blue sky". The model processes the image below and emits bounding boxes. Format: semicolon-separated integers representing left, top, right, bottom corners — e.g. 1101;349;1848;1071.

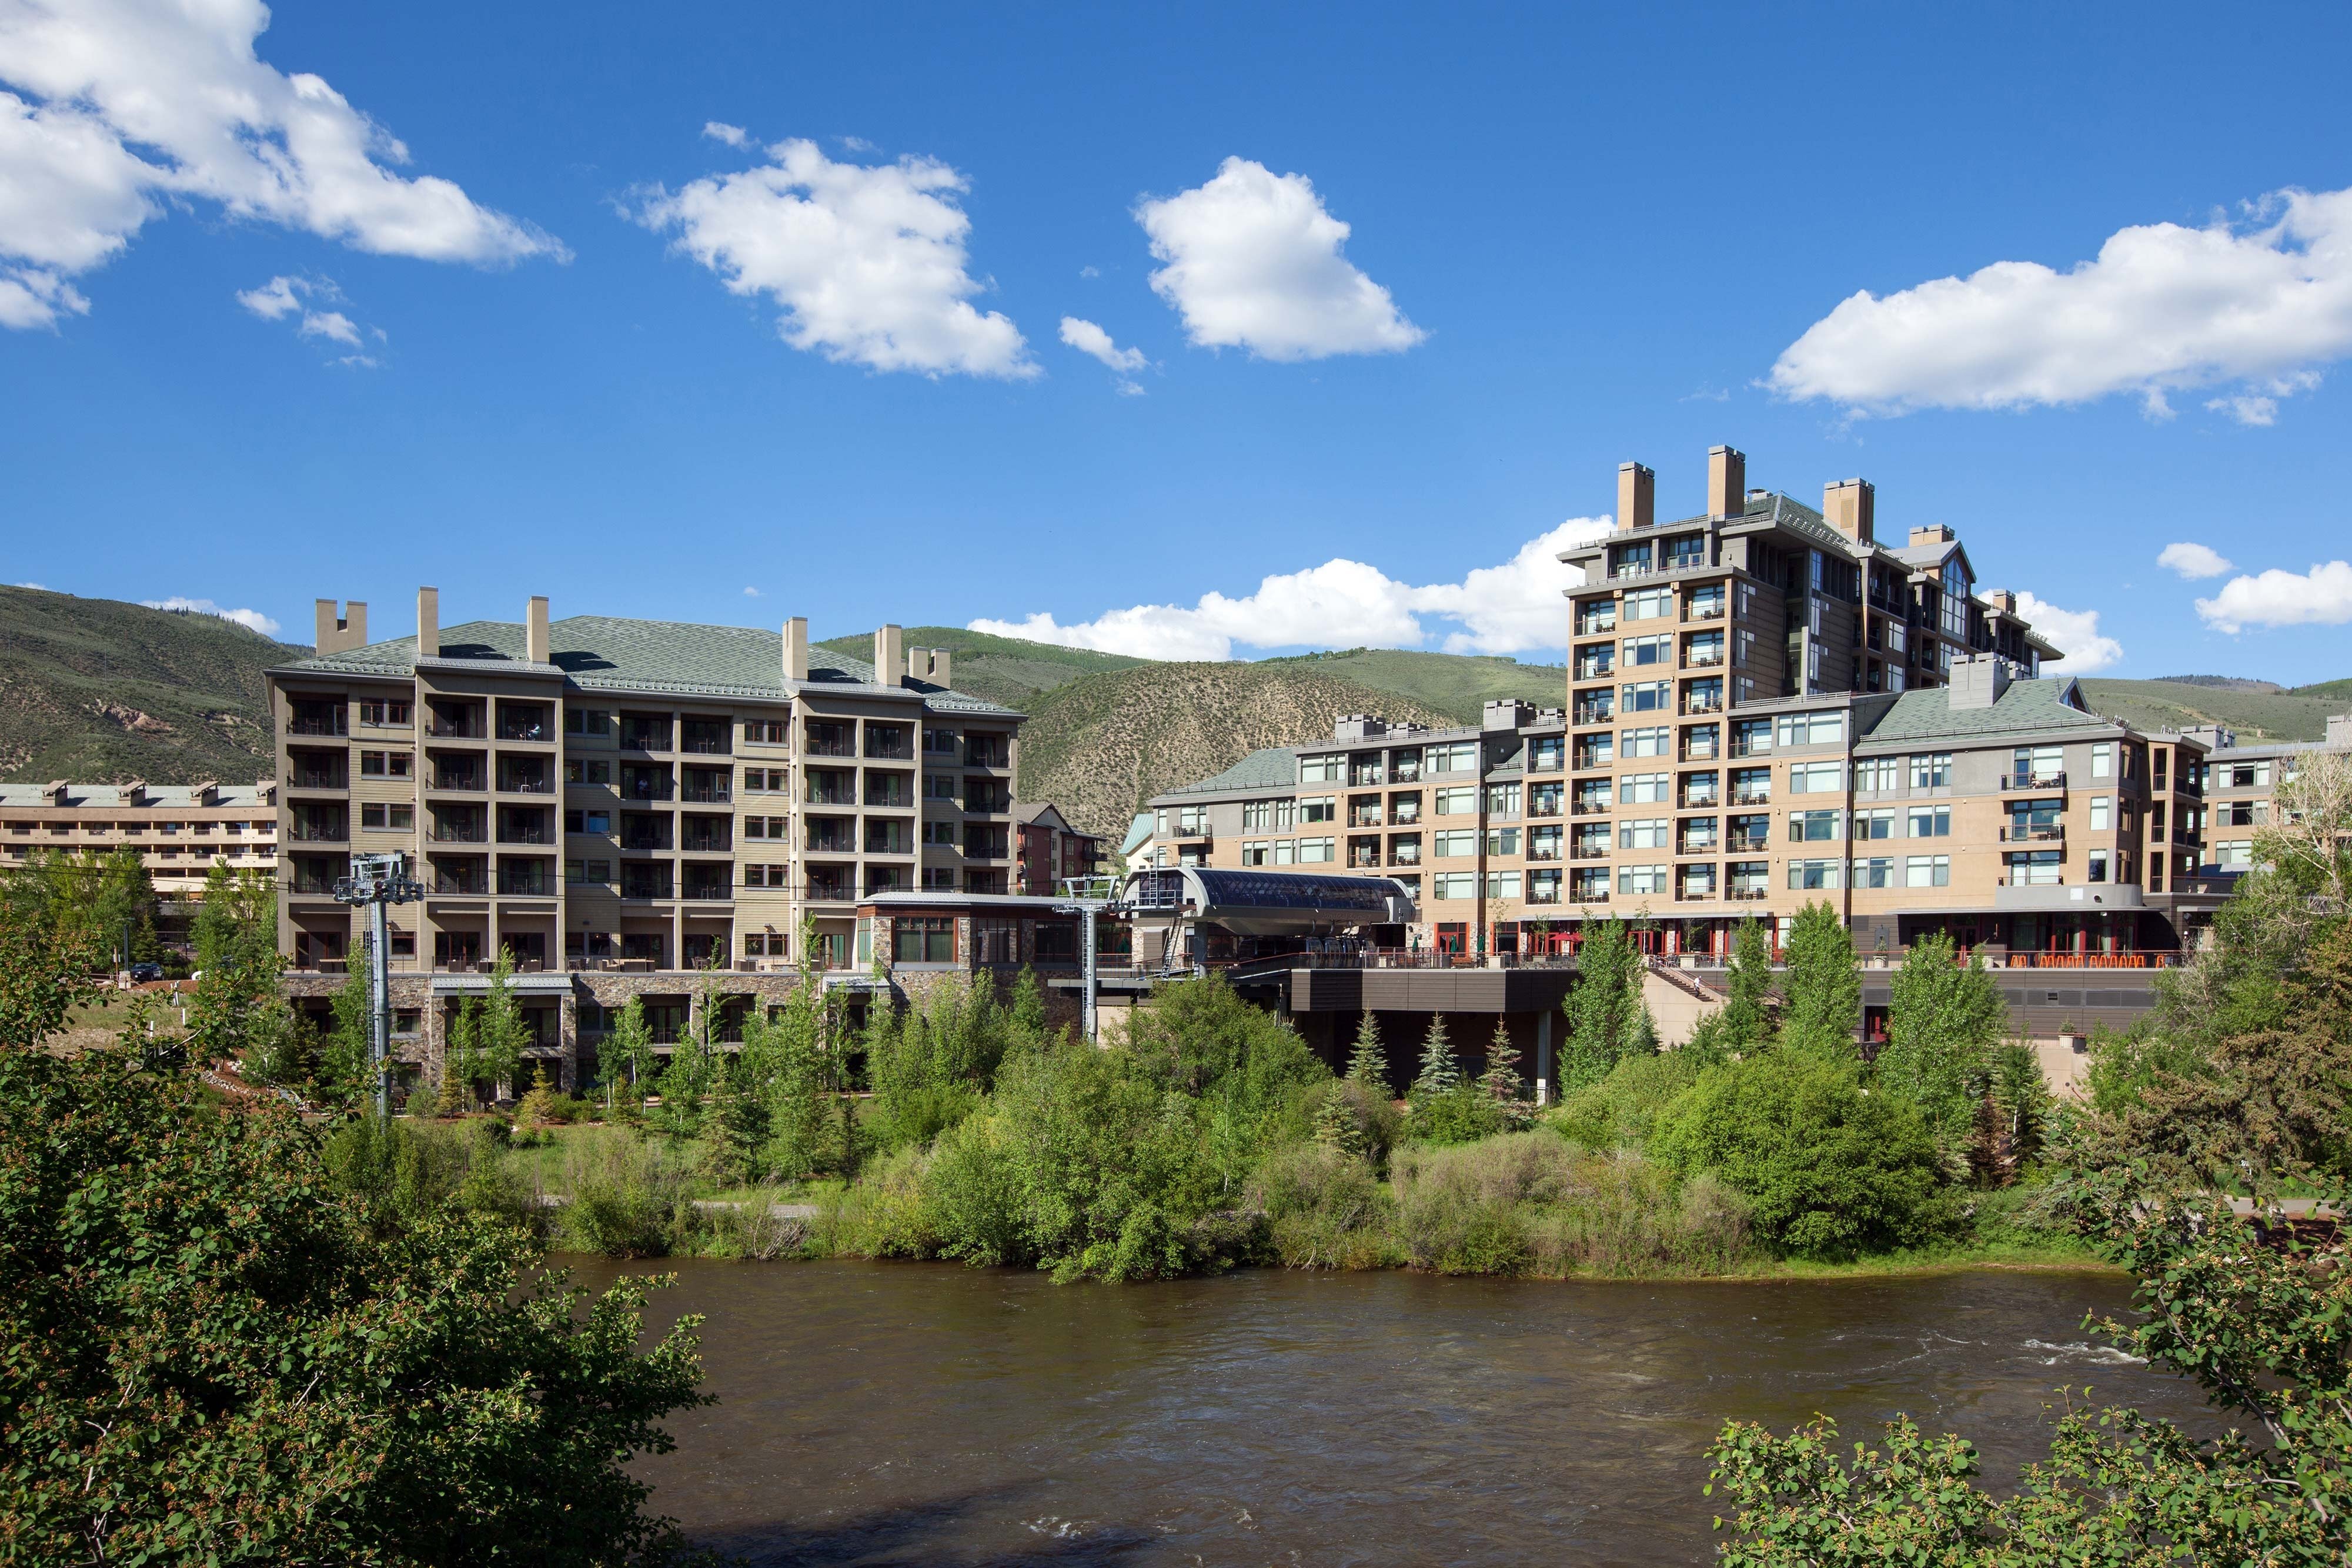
5;1;2351;682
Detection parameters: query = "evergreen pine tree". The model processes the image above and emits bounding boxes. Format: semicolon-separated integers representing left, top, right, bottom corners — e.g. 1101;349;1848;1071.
1345;1011;1389;1092
515;1064;557;1135
1989;1042;2052;1169
1410;1013;1458;1099
1010;965;1048;1039
702;1055;771;1186
1312;1092;1366;1158
1486;1020;1524;1114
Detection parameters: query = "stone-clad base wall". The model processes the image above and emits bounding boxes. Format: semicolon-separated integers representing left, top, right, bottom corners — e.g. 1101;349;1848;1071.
283;963;1091;1101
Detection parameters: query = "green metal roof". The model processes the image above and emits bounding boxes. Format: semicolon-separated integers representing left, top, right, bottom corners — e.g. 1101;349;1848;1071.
274;615;1018;715
1155;747;1299;800
1856;677;2109;746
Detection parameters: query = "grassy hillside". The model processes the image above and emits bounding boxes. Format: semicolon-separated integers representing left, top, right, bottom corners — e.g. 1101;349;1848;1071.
0;587;300;784
2077;677;2348;744
1016;663;1457;838
815;625;1151;710
1264;647;1566;724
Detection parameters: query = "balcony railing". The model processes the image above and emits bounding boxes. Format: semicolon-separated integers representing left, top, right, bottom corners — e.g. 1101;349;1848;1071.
433;770;486;793
680;785;731;804
1388;848;1422;866
1683;650;1725;668
1726;887;1769;901
681;735;731;756
497;719;551;743
497;874;553;897
2002;773;2067;791
1571;706;1614;727
805;735;856;757
621;832;671;851
1349;814;1384;830
2001;825;2066;843
1569;845;1611;861
1682;791;1720;810
1681;694;1725;716
426;717;485;739
1678;837;1719;855
806;833;854;853
288;822;348;842
432;874;486;895
1525;847;1561;862
1687;601;1726;620
680;834;733;854
499;773;553;795
1730;788;1771;807
1392;807;1424;825
1570;800;1611;816
429;825;486;844
1391;763;1422;783
289;770;346;791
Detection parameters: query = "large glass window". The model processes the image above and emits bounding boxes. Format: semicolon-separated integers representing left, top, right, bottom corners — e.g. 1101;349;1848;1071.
1618;864;1669;895
1909;752;1953;789
1788;809;1840;842
1621;726;1669;758
1786;858;1842;890
1904;855;1950;888
1624;587;1673;621
1616;772;1669;804
1622;680;1670;713
1774;711;1845;748
1623;633;1673;667
1298;754;1342;783
1789;761;1844;793
1619;818;1669;850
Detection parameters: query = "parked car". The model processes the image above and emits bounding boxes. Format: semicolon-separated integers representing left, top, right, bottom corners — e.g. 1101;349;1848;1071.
128;961;163;982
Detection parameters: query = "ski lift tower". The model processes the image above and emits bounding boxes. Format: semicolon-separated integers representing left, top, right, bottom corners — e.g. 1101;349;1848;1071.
1053;874;1130;1042
334;851;425;1116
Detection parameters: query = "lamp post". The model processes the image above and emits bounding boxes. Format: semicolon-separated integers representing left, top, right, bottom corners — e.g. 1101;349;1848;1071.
333;851;425;1117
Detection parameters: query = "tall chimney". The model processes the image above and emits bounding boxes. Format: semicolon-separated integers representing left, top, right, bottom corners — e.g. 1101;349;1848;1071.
874;624;903;688
928;647;951;688
313;599;366;654
1616;463;1655;530
1823;479;1875;544
1706;446;1746;520
783;617;808;683
526;596;549;664
416;586;439;659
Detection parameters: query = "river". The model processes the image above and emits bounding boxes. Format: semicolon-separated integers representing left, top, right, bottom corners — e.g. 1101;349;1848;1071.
568;1259;2224;1566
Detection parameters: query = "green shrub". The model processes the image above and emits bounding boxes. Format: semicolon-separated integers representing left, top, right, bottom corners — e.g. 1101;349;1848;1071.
1651;1054;1951;1261
321;1112;472;1230
558;1126;692;1258
1248;1142;1394;1269
1409;1081;1506;1146
921;1109;1027;1266
1546;1050;1701;1151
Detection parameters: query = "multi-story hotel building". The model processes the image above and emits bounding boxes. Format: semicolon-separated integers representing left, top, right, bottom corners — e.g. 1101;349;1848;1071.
264;592;1033;1091
0;778;279;891
1143;447;2229;964
2187;714;2352;879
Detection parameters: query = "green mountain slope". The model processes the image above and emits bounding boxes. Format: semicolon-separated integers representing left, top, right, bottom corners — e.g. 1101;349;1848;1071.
2077;677;2347;744
1262;647;1565;724
1015;663;1457;838
816;625;1151;710
0;587;301;784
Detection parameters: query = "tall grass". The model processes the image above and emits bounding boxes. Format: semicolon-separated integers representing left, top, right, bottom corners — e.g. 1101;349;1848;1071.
557;1126;693;1258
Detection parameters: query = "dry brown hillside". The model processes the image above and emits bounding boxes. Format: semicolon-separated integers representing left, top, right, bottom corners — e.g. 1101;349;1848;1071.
1017;663;1457;838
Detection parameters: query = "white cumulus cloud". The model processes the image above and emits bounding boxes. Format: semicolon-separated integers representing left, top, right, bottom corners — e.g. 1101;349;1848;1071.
2194;561;2352;634
141;594;280;637
1060;315;1146;392
0;0;562;329
1135;156;1424;362
970;517;1610;661
2157;541;2233;580
236;274;375;357
630;138;1034;379
1768;185;2352;423
701;121;749;148
2013;590;2123;674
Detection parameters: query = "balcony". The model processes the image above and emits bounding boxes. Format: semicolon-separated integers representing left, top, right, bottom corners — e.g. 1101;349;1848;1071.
1726;887;1769;901
1391;761;1422;783
806;784;855;808
2002;772;2067;791
426;713;485;740
498;824;553;846
619;721;671;751
1349;812;1384;830
497;710;552;743
1569;845;1611;861
431;872;486;895
1388;847;1422;867
1681;788;1720;810
805;729;856;758
964;743;1010;770
1680;693;1725;716
1392;805;1424;825
1568;888;1612;904
2000;825;2066;844
1525;845;1561;863
289;766;347;791
285;710;348;738
1348;850;1382;870
1571;704;1615;728
1682;649;1725;668
680;831;733;854
1572;754;1614;774
429;823;486;845
804;876;854;902
1570;800;1611;817
1687;601;1726;621
497;870;554;897
620;875;675;901
498;765;553;795
681;723;731;755
432;765;486;793
1677;835;1719;857
288;819;348;844
806;827;854;853
681;872;733;902
620;828;671;852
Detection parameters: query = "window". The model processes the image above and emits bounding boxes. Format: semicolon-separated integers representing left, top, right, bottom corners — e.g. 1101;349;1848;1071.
1905;854;1950;888
2090;796;2112;831
741;815;788;840
1574;643;1616;679
893;917;955;964
1177;804;1210;834
1662;533;1706;569
2091;742;2113;780
1611;540;1652;576
1485;827;1520;857
2011;745;2063;785
744;718;789;744
1621;680;1670;713
1689;583;1726;619
1625;587;1672;621
359;801;414;831
1853;757;1901;792
2088;851;2109;883
1909;753;1953;790
922;820;957;846
1622;726;1669;758
359;699;412;727
1485;782;1522;816
359;750;413;777
1618;864;1669;896
1789;761;1844;793
1789;809;1840;842
744;767;787;793
1297;836;1335;863
1528;736;1565;771
1298;754;1342;783
564;707;612;737
1429;742;1478;773
743;863;789;887
1434;786;1477;816
1619;818;1669;850
1432;871;1479;901
566;758;613;786
1576;599;1618;635
2213;840;2253;868
1786;858;1842;890
2006;850;2062;885
1241;840;1269;866
1852;807;1896;840
1775;711;1845;748
1731;717;1772;756
564;808;613;835
1435;829;1478;858
1485;870;1522;900
1908;804;1951;838
1242;798;1295;831
1617;772;1669;805
1730;767;1772;804
1623;633;1672;667
1851;857;1895;889
1299;795;1335;825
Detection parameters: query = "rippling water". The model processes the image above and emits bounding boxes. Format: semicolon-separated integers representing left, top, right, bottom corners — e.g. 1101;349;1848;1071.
566;1259;2225;1566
